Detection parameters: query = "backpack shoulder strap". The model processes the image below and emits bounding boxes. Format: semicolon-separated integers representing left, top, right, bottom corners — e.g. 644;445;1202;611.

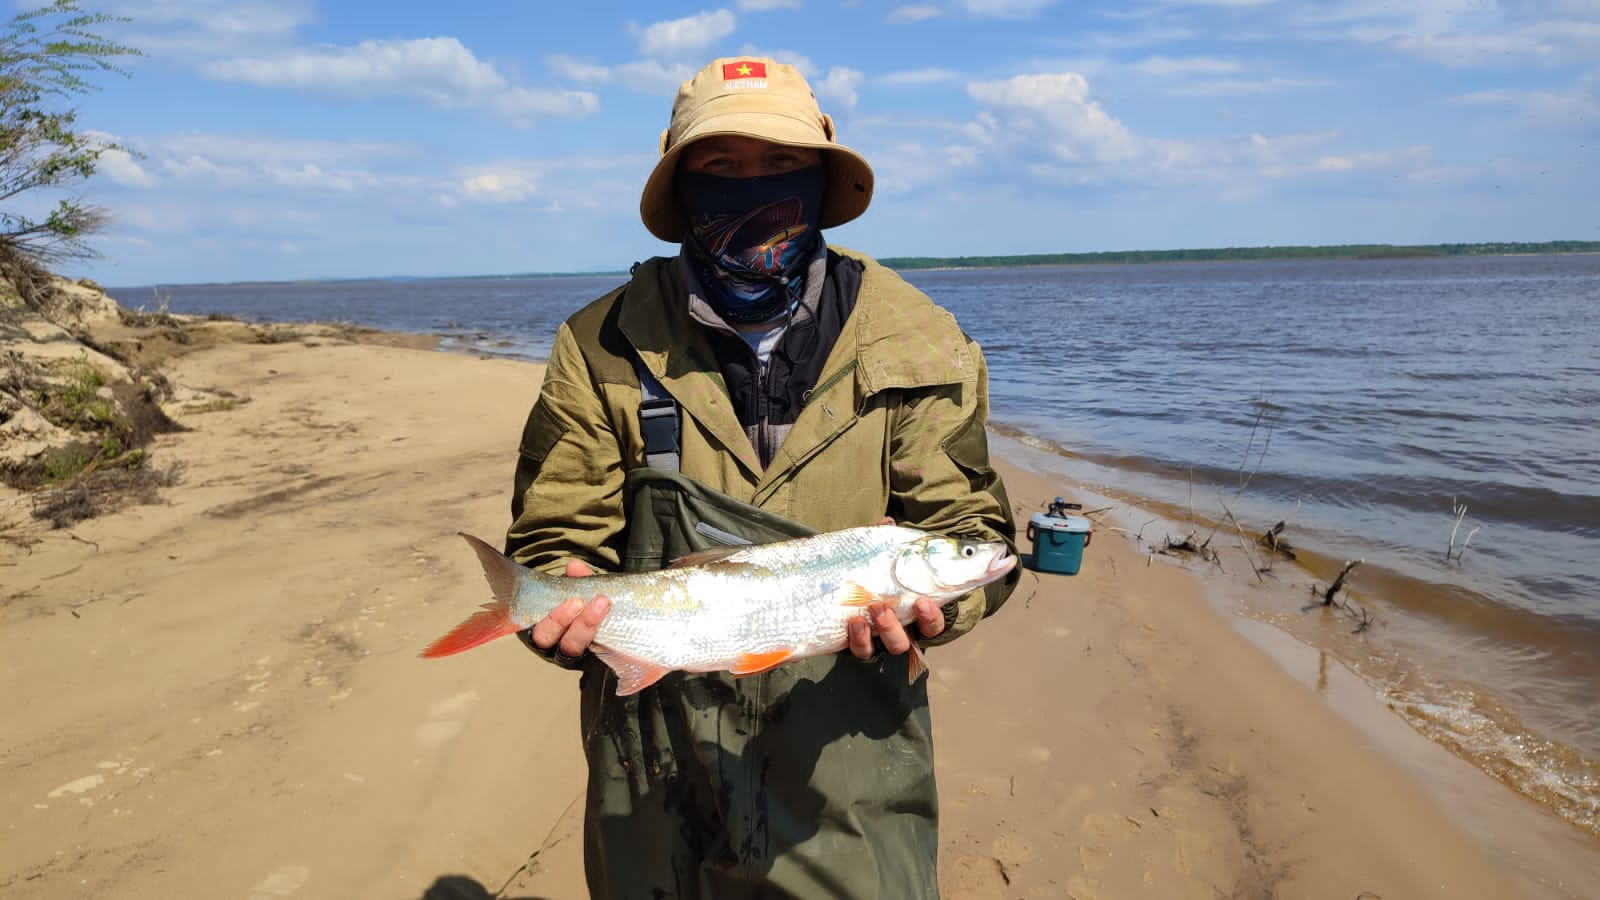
635;358;681;472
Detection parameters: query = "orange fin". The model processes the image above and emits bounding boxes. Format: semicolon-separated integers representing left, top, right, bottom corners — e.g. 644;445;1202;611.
730;648;797;677
906;643;928;684
591;645;672;697
841;583;879;607
420;602;520;658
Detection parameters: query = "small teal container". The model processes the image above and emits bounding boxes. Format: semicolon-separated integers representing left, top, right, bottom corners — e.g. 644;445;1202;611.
1027;503;1093;575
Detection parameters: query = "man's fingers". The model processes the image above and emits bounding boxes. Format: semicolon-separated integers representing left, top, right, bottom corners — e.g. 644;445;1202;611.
847;616;875;659
564;558;595;578
529;597;582;651
913;597;945;639
557;593;611;658
871;603;912;655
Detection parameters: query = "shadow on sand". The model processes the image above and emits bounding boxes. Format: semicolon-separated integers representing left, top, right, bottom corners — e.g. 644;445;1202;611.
420;874;550;900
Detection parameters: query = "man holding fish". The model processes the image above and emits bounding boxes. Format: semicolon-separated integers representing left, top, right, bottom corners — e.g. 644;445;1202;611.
430;57;1018;898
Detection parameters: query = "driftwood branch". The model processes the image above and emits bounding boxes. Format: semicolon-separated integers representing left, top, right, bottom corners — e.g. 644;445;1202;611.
1322;559;1362;605
1258;520;1297;560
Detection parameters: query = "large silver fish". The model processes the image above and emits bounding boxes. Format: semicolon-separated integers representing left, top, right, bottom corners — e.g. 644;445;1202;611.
423;525;1016;696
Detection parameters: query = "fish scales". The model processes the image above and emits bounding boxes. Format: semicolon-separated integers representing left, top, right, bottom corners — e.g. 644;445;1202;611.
424;524;1016;695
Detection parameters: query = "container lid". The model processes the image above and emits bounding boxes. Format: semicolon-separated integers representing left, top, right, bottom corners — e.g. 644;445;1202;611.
1030;512;1091;533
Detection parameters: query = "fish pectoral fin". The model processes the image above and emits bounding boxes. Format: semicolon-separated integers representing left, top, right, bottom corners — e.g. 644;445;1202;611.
840;582;880;608
730;648;797;677
590;645;671;697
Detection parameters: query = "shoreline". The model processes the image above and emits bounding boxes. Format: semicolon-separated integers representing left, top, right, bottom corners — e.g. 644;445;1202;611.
360;330;1600;846
994;434;1600;894
2;324;1597;897
988;419;1600;845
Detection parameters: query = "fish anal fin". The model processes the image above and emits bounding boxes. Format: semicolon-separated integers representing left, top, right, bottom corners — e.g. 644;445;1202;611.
590;645;672;697
840;582;880;608
730;648;797;677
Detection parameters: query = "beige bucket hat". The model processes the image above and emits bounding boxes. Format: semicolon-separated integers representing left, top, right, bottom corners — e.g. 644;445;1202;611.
639;57;875;243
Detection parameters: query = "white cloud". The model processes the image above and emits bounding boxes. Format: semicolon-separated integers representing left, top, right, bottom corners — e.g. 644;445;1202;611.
888;5;943;23
459;166;542;204
204;38;598;125
612;59;701;94
547;55;614;84
1132;56;1243;77
107;0;314;56
961;0;1058;18
815;67;865;109
1314;146;1433;176
1175;130;1430;182
879;68;963;87
118;133;425;200
1338;5;1600;68
84;138;160;188
632;10;739;59
967;72;1140;163
1454;72;1600;131
1168;76;1328;97
113;0;312;34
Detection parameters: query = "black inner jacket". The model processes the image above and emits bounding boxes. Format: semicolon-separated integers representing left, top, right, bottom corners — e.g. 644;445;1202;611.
704;249;863;468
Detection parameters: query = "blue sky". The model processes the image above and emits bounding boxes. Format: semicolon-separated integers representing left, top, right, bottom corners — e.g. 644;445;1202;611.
27;0;1600;285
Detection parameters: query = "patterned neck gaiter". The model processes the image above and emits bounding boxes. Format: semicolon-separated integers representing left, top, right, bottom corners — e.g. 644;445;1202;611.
677;166;825;324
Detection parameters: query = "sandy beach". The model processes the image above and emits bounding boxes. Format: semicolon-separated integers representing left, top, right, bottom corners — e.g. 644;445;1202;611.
4;326;1598;899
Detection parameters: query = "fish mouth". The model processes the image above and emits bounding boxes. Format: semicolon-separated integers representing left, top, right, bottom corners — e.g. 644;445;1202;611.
941;548;1017;594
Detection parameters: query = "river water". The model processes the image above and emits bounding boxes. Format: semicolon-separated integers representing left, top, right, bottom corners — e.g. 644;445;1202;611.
112;251;1600;836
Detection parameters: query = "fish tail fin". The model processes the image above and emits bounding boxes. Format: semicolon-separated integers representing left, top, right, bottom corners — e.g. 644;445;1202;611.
418;532;528;659
458;532;524;604
420;604;520;658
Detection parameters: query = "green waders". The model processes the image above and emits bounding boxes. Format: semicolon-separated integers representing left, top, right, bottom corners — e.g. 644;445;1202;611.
577;468;941;899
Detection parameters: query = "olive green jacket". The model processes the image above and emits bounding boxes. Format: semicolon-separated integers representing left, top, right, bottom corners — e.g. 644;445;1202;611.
504;247;1017;898
507;248;1017;639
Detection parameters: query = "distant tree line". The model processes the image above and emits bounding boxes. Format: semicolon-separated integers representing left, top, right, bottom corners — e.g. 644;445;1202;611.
878;241;1600;271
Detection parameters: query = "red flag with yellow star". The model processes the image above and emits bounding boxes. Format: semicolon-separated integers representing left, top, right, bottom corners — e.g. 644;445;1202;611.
722;60;767;81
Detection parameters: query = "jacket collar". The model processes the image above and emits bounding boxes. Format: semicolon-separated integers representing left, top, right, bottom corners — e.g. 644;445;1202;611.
616;247;975;480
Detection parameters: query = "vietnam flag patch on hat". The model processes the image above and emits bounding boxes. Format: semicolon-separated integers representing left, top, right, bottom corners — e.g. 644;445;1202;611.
722;60;768;84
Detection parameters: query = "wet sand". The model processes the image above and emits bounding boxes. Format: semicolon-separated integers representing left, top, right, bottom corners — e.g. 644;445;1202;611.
3;334;1596;898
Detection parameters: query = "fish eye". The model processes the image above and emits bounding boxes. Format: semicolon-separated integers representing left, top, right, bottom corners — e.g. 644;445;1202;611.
962;546;976;558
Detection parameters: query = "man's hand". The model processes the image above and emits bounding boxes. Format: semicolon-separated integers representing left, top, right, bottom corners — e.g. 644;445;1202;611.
846;515;945;659
847;597;945;660
528;559;611;661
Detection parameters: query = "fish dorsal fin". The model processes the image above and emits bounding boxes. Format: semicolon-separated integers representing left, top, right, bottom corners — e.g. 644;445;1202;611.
668;546;747;568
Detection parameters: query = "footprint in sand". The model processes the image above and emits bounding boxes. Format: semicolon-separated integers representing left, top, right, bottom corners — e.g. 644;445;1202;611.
414;689;480;747
46;773;106;801
42;758;149;807
250;864;310;898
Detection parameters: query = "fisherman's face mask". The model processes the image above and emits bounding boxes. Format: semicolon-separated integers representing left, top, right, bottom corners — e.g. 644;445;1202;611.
676;165;825;324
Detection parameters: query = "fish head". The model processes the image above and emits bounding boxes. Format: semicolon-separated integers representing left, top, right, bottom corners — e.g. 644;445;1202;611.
890;535;1016;599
